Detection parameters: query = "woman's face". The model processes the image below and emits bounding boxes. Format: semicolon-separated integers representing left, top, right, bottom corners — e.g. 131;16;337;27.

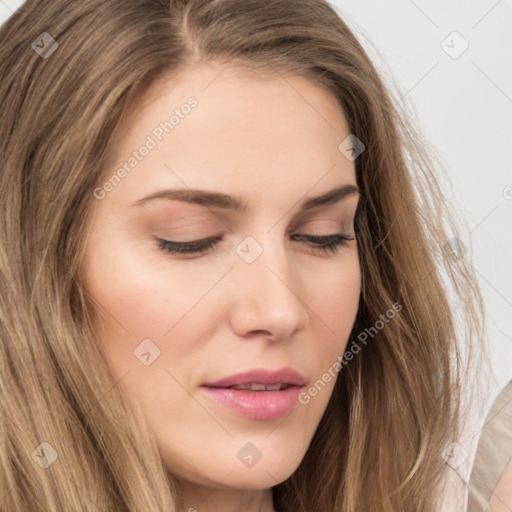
80;62;361;499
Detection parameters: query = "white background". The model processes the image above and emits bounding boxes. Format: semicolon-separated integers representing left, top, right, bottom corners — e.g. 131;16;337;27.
2;0;511;494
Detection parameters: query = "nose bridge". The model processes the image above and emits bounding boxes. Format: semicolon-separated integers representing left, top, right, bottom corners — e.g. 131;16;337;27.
229;230;308;339
238;232;289;291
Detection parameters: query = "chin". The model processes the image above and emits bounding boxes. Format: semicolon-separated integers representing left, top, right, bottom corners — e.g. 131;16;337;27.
161;439;305;491
200;464;299;491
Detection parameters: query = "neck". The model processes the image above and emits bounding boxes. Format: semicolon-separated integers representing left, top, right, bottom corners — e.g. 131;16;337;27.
178;480;276;512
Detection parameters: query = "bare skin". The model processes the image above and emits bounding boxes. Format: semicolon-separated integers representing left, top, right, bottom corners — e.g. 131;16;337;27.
488;459;512;512
80;61;361;512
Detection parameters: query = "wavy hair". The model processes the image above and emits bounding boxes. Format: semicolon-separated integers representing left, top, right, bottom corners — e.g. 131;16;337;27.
0;0;485;510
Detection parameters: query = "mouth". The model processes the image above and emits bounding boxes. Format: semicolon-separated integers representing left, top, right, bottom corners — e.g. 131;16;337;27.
202;367;306;388
224;383;291;391
201;367;306;421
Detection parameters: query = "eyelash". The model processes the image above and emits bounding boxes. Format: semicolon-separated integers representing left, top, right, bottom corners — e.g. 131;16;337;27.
156;233;356;257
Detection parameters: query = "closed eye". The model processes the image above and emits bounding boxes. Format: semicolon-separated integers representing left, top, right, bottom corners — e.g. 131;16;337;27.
156;232;356;258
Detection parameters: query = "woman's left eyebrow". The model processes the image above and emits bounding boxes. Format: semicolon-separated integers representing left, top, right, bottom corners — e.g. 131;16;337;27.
132;183;360;213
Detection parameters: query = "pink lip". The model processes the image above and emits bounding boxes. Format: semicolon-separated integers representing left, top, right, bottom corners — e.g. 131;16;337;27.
201;367;306;421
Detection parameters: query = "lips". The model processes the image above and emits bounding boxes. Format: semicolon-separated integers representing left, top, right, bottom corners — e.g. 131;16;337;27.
202;367;306;389
201;367;306;421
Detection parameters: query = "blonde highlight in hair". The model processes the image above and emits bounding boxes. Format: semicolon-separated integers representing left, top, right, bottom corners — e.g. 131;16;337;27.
0;1;485;511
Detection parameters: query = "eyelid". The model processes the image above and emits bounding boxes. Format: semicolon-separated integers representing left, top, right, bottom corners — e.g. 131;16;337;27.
156;236;220;255
156;230;356;257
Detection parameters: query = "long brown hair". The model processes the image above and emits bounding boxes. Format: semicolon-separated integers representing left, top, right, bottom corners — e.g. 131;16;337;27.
0;1;485;510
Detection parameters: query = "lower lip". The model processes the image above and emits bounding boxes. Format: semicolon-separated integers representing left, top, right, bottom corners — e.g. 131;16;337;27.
202;385;303;421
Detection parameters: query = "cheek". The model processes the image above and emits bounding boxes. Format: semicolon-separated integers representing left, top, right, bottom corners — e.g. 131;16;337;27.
293;256;361;410
308;260;361;384
82;238;202;339
80;243;168;375
80;238;229;392
307;255;361;340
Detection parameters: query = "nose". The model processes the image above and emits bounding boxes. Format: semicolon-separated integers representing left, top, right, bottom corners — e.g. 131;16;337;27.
228;236;309;342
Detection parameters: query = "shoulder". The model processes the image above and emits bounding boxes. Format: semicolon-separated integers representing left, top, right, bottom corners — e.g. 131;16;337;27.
468;380;512;512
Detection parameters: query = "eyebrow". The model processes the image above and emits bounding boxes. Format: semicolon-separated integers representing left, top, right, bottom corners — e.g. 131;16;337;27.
133;183;360;212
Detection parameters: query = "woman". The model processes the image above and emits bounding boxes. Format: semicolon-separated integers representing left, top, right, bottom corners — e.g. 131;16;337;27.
0;1;485;511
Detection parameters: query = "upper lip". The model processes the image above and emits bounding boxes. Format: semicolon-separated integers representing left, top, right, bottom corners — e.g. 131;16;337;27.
202;367;306;388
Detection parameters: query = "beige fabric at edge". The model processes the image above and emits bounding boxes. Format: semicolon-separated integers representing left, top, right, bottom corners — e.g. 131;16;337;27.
467;379;512;512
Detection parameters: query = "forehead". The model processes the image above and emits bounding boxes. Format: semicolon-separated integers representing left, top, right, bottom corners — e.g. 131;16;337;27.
100;62;356;210
127;62;346;123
